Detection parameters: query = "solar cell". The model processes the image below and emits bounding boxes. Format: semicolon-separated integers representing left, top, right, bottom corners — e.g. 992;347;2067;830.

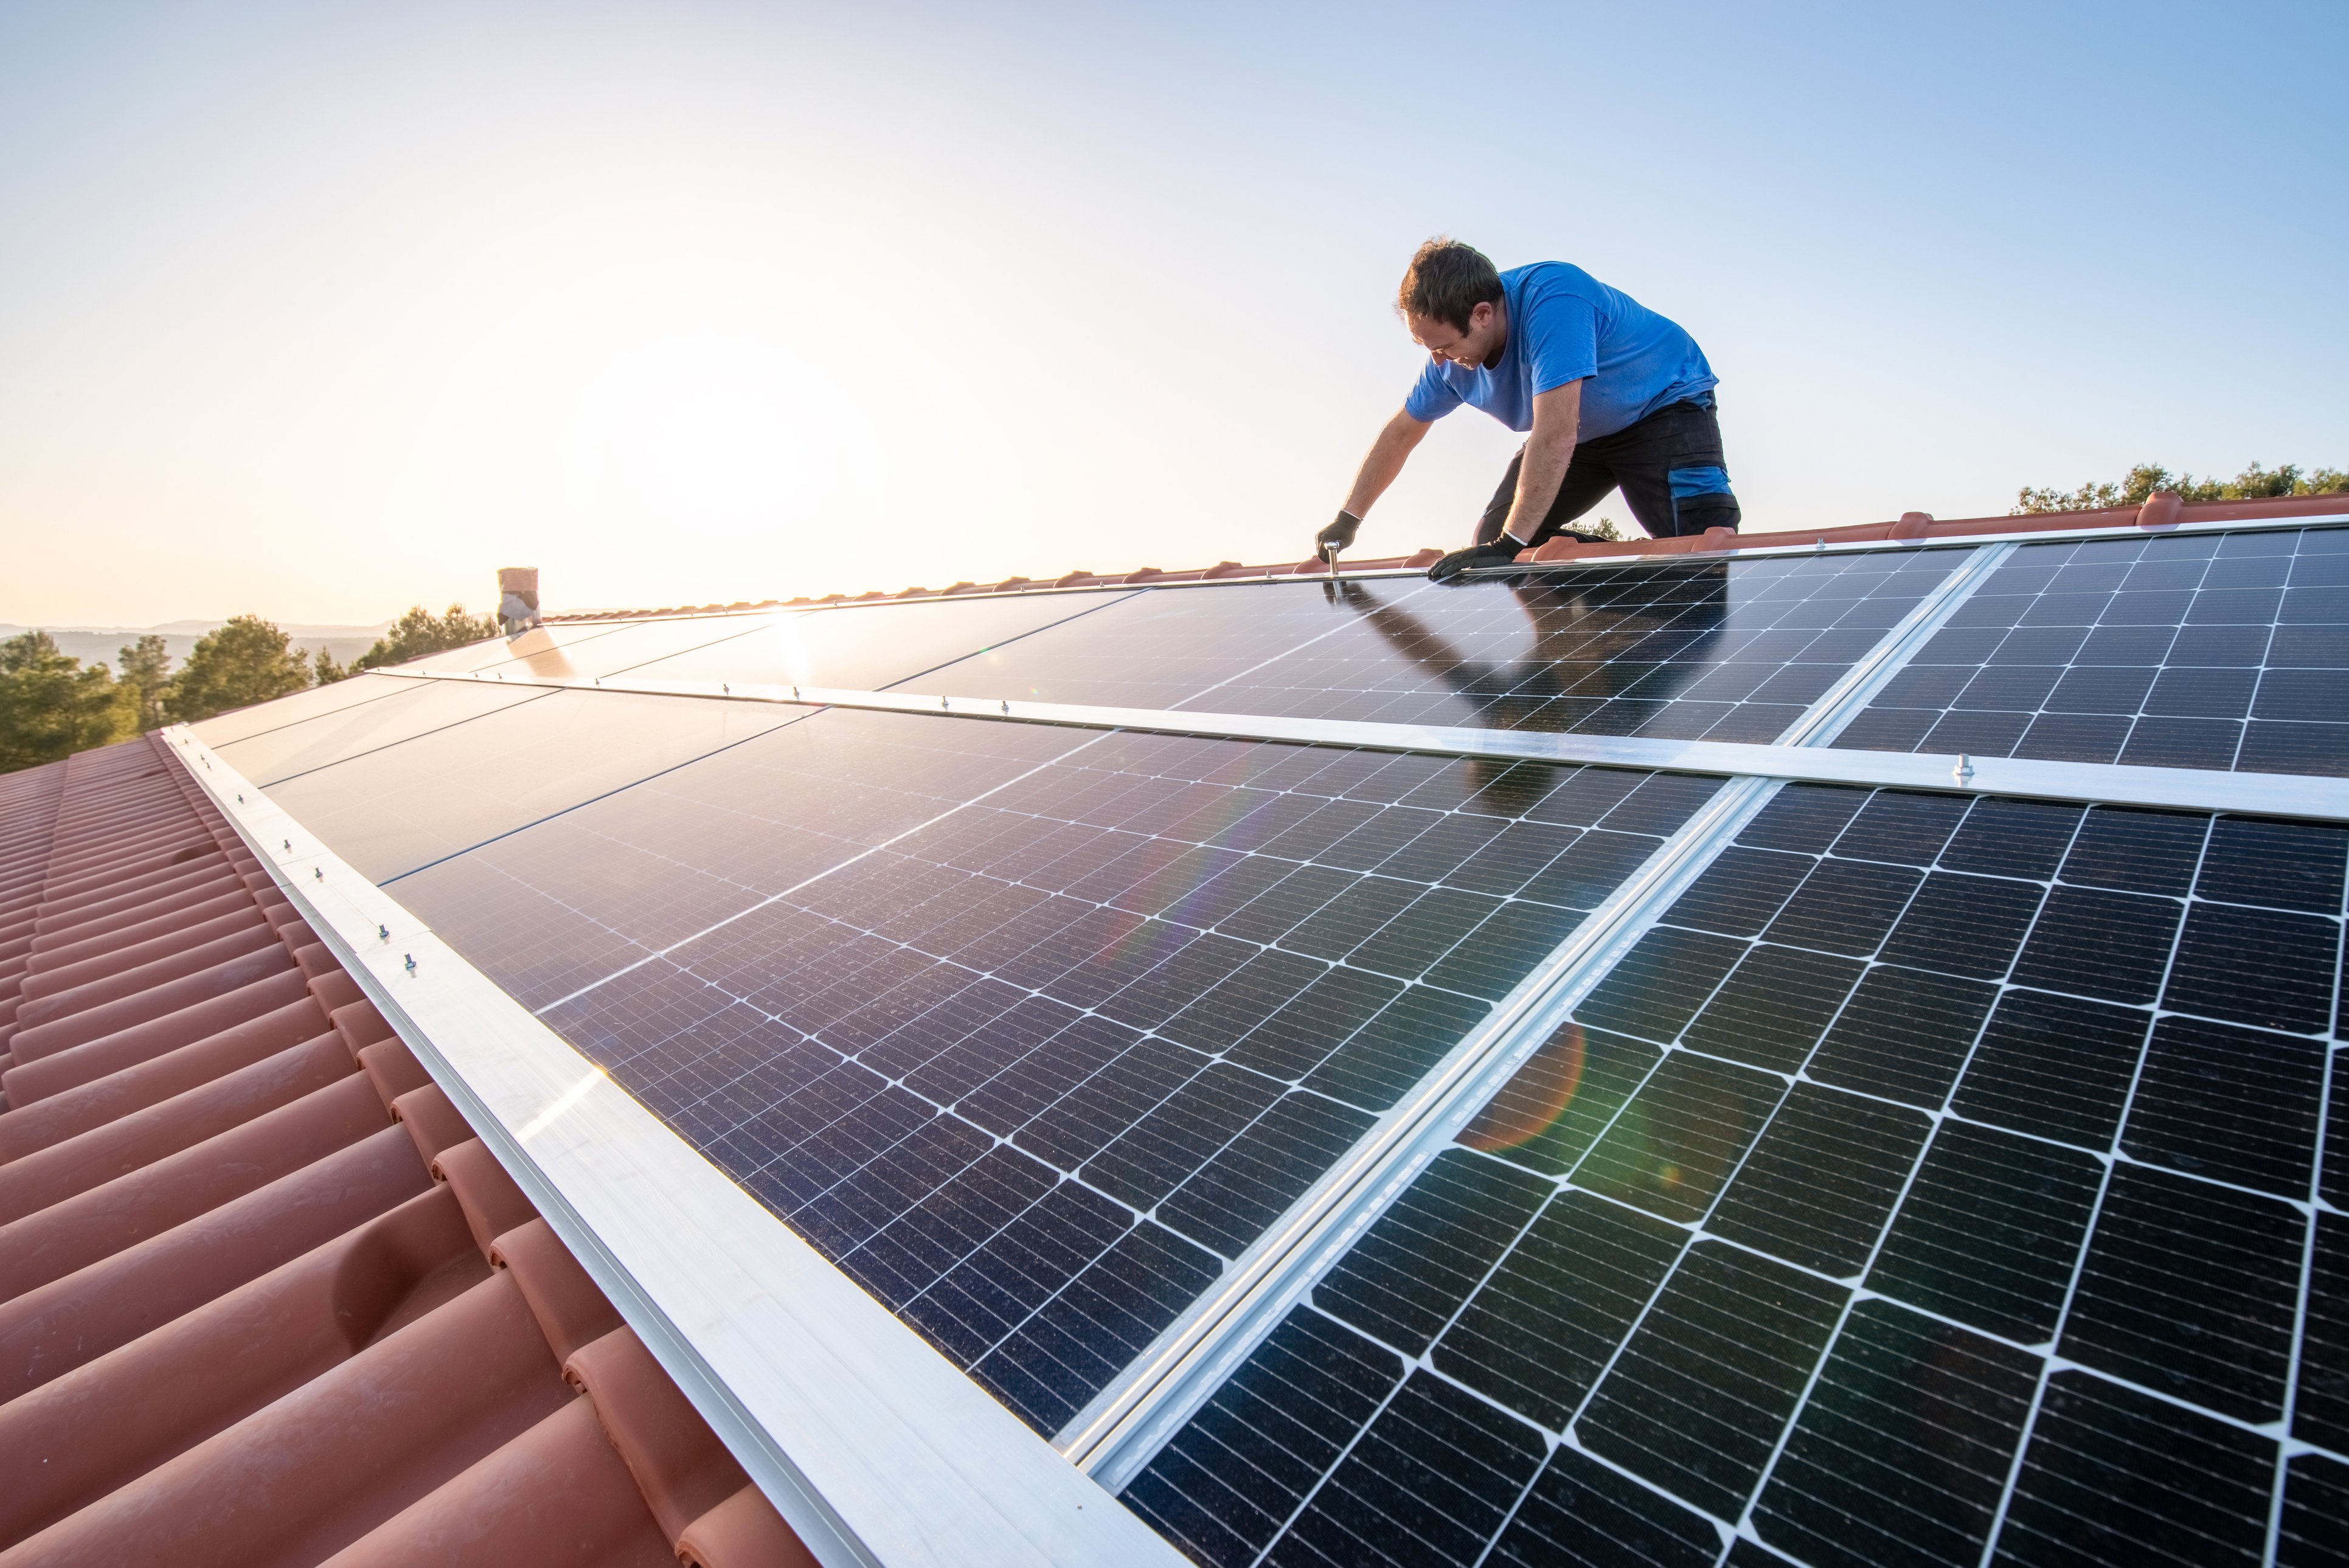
1995;1373;2276;1566
615;589;1139;690
2281;1454;2349;1567
1124;782;2343;1565
924;552;1964;741
1750;1299;2041;1568
1833;526;2349;774
395;708;1722;1436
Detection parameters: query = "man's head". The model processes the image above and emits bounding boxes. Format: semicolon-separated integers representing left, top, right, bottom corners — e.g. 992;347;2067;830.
1397;237;1507;370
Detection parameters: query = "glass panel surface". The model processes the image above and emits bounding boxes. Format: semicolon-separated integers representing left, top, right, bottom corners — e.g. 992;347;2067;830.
619;590;1137;691
189;671;418;746
1834;525;2349;774
398;618;647;672
262;688;802;881
403;706;1723;1436
392;707;1097;1010
401;612;788;679
1127;785;2343;1566
214;681;548;785
928;552;1965;743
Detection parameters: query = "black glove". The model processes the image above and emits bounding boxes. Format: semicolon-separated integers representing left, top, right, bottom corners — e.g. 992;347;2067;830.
1427;536;1529;583
1315;509;1362;564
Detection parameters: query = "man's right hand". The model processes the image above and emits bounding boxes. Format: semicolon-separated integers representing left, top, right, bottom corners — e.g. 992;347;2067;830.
1315;509;1362;564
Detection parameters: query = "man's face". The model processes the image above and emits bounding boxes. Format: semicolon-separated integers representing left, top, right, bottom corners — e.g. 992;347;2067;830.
1407;300;1505;370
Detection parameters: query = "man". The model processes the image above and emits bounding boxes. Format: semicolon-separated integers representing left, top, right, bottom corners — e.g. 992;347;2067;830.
1316;239;1738;581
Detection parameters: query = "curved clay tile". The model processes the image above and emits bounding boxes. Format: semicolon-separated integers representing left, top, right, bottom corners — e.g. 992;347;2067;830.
563;1326;750;1541
0;1032;353;1226
0;733;819;1566
313;1395;675;1568
0;996;333;1158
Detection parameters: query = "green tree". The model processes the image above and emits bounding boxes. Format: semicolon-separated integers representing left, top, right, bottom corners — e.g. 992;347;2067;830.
353;604;501;671
117;633;173;732
311;648;350;685
166;614;314;723
0;631;139;773
2016;459;2348;514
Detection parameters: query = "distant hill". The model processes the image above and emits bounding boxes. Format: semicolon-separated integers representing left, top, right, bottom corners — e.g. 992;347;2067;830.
0;620;394;674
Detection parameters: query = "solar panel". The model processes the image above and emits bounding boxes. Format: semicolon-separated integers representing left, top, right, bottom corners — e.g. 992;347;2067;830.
389;705;1726;1434
400;609;788;677
210;678;547;785
926;552;1965;741
204;518;2346;1561
615;589;1140;690
1123;783;2342;1566
187;669;421;744
1833;526;2349;774
261;687;805;881
387;706;1098;1008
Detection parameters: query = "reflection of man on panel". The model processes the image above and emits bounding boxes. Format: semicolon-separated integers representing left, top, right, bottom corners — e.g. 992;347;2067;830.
1328;566;1727;733
1314;239;1740;581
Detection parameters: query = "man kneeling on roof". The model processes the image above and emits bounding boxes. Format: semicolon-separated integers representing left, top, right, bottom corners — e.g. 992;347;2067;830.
1315;238;1738;582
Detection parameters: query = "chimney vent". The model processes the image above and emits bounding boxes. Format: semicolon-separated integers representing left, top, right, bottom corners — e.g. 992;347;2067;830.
498;567;541;636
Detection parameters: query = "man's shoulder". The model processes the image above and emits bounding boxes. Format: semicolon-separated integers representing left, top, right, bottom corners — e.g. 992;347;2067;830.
1504;260;1604;294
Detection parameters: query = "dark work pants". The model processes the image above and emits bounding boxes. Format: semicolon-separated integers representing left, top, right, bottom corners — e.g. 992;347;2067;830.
1475;399;1740;545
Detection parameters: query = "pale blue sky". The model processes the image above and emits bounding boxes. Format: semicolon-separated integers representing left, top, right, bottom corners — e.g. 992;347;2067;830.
3;0;2342;624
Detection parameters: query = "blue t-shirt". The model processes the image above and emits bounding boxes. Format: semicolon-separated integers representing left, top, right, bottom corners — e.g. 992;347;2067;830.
1402;263;1717;440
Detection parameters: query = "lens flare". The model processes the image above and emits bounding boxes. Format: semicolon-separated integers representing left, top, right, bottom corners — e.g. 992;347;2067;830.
1459;1022;1586;1153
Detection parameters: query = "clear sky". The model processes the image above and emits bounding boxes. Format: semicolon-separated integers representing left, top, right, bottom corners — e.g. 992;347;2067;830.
3;0;2342;626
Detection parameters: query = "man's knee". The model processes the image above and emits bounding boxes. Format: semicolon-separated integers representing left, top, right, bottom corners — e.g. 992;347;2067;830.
1668;466;1739;537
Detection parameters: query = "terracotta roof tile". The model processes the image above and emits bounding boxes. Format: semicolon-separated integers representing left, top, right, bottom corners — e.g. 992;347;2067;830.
533;493;2344;623
0;733;812;1567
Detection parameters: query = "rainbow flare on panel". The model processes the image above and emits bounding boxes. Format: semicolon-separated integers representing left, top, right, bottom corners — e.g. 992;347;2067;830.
1458;1022;1586;1153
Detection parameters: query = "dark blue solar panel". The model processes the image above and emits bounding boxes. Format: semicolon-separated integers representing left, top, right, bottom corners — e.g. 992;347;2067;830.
1125;783;2346;1566
390;706;1093;1008
926;552;1964;741
397;707;1723;1435
262;688;810;882
1834;526;2349;775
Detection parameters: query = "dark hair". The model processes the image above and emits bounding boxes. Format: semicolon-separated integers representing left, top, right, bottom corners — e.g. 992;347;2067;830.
1397;237;1502;332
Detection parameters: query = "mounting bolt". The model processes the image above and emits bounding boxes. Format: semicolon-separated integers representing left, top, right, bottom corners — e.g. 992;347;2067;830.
378;924;390;940
237;793;245;803
282;839;291;851
723;683;730;694
1953;753;1976;784
1001;699;1010;714
940;696;949;710
313;867;324;881
404;953;417;974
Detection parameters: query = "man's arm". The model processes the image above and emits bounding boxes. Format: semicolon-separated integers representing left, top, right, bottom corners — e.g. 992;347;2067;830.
1316;408;1432;563
1493;379;1584;545
1341;408;1433;519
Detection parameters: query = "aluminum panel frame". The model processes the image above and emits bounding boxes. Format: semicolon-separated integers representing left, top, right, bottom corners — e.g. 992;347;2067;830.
368;668;2349;820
